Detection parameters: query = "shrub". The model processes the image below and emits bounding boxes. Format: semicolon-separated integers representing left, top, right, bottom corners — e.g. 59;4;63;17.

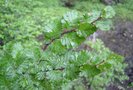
0;5;127;90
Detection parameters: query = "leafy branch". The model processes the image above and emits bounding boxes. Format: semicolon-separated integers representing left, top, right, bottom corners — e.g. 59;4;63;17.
42;15;102;51
42;29;76;50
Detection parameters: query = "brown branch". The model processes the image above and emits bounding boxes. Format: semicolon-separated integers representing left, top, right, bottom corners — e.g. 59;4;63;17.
52;67;64;71
96;60;105;67
61;29;76;36
42;29;76;51
91;16;102;24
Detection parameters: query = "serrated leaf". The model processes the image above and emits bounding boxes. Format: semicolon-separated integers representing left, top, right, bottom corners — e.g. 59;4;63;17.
103;6;115;19
80;64;101;77
78;23;97;37
37;72;45;80
46;71;63;81
96;20;112;31
44;23;56;33
48;40;67;54
61;11;78;24
60;36;76;48
97;62;112;71
11;42;23;58
88;11;101;23
24;50;35;59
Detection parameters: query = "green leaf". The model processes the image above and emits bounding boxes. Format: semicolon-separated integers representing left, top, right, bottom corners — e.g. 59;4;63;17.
80;64;101;77
103;6;115;19
96;20;112;31
61;11;78;24
97;62;112;71
46;71;63;81
61;36;77;48
0;34;4;39
11;42;23;58
78;23;97;37
44;23;56;33
48;40;67;54
88;11;101;23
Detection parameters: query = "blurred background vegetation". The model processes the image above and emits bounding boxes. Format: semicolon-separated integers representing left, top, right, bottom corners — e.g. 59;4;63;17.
0;0;133;43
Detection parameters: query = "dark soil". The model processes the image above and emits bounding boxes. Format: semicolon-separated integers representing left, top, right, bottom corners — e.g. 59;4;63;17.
97;20;133;90
101;0;124;5
98;20;133;57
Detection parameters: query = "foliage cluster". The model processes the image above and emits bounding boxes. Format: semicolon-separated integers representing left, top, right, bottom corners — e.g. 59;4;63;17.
0;2;128;89
0;39;127;90
1;0;133;44
0;0;69;43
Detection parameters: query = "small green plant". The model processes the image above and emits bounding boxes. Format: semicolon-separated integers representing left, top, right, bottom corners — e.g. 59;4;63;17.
0;3;127;90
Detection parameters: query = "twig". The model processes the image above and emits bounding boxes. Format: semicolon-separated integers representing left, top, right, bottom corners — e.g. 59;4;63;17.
42;29;76;51
91;16;102;24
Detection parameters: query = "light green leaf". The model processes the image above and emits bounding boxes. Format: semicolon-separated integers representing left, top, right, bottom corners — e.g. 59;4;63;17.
11;42;23;58
88;11;101;23
61;11;78;24
44;23;56;33
96;20;112;31
46;71;63;81
103;6;115;18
